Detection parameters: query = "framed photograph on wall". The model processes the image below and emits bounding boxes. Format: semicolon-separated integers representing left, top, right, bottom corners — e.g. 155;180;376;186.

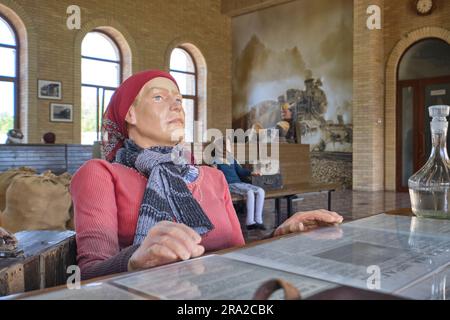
50;103;73;123
38;80;62;100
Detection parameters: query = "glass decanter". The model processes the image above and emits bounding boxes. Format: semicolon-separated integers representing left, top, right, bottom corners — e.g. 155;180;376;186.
409;105;450;219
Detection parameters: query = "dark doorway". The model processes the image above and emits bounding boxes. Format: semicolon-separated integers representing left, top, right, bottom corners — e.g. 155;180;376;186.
397;39;450;192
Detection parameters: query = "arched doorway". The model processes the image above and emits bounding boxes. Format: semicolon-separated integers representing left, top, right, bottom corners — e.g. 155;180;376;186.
397;38;450;191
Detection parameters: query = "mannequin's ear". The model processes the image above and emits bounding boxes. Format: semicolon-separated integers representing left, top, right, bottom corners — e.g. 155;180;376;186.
125;105;137;125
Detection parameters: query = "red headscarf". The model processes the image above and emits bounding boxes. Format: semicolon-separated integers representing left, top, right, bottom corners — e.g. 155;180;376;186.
101;70;179;162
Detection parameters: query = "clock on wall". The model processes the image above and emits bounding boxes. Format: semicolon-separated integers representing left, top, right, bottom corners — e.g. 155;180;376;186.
415;0;434;15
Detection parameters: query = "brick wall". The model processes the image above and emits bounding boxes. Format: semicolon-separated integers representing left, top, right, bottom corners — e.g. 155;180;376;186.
0;0;232;143
353;0;385;191
352;0;450;191
353;0;450;191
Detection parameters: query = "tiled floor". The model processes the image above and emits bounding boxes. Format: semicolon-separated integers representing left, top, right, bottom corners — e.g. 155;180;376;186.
238;190;411;243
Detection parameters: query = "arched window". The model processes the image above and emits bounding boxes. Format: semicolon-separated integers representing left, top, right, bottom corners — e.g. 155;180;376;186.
0;15;18;143
170;48;197;143
81;31;121;145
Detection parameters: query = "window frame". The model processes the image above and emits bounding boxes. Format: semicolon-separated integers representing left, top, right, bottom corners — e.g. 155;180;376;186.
81;29;123;85
0;13;20;129
169;47;199;143
81;29;122;143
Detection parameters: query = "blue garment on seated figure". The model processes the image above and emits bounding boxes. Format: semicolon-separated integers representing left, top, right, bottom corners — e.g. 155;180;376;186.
216;157;265;226
216;159;252;184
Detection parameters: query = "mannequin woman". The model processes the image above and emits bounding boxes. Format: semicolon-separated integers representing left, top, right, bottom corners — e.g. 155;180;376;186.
70;70;343;280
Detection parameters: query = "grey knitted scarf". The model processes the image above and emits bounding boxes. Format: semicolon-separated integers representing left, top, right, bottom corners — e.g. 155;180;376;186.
115;139;214;245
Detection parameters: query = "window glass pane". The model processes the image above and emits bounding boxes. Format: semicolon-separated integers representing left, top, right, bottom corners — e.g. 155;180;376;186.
82;32;120;61
0;17;16;46
171;72;196;96
96;88;116;141
81;86;98;145
0;47;16;77
82;58;120;87
0;81;15;143
170;48;195;73
81;31;122;145
183;99;194;143
103;90;115;116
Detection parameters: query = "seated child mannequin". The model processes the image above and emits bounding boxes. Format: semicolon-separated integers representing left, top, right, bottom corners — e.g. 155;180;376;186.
213;137;266;230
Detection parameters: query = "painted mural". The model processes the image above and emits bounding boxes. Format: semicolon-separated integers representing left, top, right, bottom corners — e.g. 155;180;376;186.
232;0;353;154
231;0;353;188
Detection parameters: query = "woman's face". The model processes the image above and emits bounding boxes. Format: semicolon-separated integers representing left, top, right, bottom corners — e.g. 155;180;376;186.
126;77;185;147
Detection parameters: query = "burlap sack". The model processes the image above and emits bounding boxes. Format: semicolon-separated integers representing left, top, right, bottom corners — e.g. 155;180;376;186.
55;172;74;230
55;172;72;188
1;172;71;233
0;167;37;212
22;170;75;230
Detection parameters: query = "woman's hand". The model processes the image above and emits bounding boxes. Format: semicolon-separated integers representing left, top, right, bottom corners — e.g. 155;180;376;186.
273;209;344;237
128;221;205;272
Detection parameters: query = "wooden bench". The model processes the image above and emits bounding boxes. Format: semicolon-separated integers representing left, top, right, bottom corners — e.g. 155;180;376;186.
0;230;76;297
230;144;339;226
0;144;93;174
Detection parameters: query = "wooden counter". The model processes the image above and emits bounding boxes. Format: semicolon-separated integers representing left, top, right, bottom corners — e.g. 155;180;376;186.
2;210;425;300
